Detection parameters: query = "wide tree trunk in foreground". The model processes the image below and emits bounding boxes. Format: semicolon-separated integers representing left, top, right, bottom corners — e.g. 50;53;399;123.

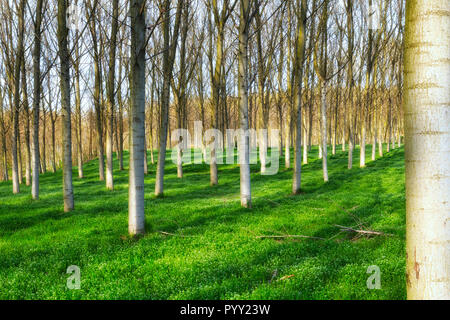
404;0;449;300
57;0;74;212
128;0;146;235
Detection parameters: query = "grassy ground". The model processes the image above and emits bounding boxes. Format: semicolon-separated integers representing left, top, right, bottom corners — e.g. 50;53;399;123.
0;145;406;300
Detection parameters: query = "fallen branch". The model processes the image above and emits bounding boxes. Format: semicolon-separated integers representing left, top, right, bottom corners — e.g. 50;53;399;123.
158;231;197;238
334;225;394;237
256;234;325;240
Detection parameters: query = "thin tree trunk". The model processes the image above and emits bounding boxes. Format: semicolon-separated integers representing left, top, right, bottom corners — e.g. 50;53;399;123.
21;59;31;186
292;0;307;195
11;0;26;194
320;82;328;182
74;16;84;179
0;91;7;181
41;104;47;173
155;0;183;196
238;0;251;208
57;0;74;212
106;0;119;190
32;0;43;199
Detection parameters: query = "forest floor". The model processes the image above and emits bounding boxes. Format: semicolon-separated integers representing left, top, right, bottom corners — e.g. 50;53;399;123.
0;145;406;299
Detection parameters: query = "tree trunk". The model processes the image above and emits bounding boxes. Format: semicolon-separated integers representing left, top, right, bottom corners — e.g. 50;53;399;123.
346;0;354;170
51;118;56;173
155;0;183;195
238;0;252;208
292;0;307;195
21;59;31;186
320;82;328;182
106;0;119;190
75;38;84;179
57;0;74;212
0;91;7;181
128;0;146;235
404;0;450;300
41;105;47;173
31;0;43;199
11;0;25;194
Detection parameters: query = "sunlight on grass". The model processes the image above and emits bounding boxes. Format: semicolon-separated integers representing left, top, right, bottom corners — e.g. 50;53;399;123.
0;145;406;299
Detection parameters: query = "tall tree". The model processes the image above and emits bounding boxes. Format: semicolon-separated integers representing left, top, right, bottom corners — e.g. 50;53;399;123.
128;0;146;235
255;1;276;175
87;0;105;181
74;0;84;179
345;0;355;170
21;55;31;186
292;0;307;194
11;0;26;194
404;0;449;300
155;0;183;196
313;0;330;182
206;0;236;186
0;87;7;182
106;0;119;190
31;0;43;199
57;0;74;211
237;0;254;208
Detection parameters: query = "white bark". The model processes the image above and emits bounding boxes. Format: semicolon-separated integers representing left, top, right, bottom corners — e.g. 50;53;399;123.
293;0;307;194
106;0;119;190
238;0;252;208
57;0;74;211
320;82;328;182
11;0;26;194
32;0;43;200
128;0;146;235
404;0;450;300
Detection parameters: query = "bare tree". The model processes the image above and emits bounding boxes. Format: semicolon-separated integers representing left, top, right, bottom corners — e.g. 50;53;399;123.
31;0;44;199
106;0;119;190
128;0;146;235
155;0;183;196
57;0;74;211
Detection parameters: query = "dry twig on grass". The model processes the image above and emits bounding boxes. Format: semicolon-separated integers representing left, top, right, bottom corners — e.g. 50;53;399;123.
158;231;197;238
256;234;325;240
333;225;394;237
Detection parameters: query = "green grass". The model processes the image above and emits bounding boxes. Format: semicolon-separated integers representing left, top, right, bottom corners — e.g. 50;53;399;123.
0;145;406;300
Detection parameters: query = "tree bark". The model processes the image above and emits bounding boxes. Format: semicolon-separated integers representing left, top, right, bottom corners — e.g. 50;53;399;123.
128;0;146;235
292;0;307;194
11;0;26;194
404;0;450;300
31;0;43;199
155;0;183;196
106;0;119;190
21;58;31;186
57;0;74;212
238;0;252;208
